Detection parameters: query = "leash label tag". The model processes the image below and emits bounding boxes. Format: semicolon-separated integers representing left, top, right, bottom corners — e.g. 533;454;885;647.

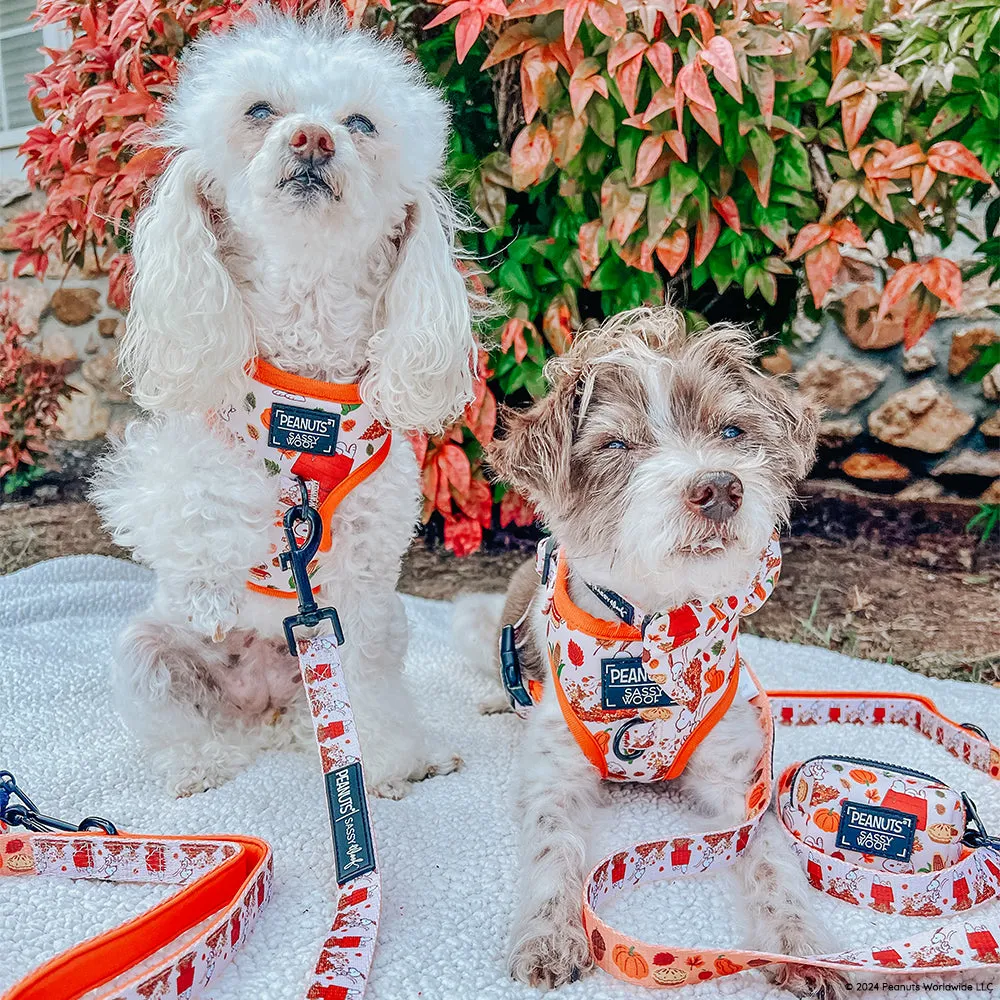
269;403;340;457
326;761;376;886
836;801;916;861
601;657;675;710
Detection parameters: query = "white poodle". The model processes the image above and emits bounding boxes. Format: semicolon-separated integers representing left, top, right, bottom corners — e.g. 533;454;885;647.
93;5;476;798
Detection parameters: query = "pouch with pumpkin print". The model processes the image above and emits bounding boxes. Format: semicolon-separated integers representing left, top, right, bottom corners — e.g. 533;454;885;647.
784;756;967;874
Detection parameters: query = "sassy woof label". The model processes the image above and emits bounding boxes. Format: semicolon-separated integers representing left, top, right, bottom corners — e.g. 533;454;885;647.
836;801;917;861
601;657;675;710
326;761;376;886
268;403;340;456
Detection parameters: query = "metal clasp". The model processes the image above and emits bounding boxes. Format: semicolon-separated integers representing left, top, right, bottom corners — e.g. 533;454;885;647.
962;792;1000;851
280;477;344;656
0;771;117;835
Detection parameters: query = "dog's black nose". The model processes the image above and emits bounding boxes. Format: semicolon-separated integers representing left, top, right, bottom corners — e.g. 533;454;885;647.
686;471;743;521
289;125;335;165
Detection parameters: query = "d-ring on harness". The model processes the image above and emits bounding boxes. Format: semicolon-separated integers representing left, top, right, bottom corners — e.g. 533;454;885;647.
1;480;379;1000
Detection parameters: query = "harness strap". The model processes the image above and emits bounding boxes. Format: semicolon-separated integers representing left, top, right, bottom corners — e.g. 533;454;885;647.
583;689;1000;988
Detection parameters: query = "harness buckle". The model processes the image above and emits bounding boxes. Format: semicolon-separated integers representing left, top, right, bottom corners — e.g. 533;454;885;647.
500;624;532;709
962;792;1000;851
0;771;117;836
280;477;344;655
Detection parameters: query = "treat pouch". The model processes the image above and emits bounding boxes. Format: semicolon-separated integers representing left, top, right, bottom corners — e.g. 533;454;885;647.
787;756;966;874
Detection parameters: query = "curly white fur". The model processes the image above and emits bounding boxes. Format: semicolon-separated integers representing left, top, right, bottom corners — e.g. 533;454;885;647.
95;5;474;797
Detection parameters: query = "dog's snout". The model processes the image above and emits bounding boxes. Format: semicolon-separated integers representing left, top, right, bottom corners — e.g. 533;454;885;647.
289;125;335;164
685;471;743;522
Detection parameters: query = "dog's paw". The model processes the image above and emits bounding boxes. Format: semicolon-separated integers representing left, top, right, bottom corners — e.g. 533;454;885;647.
416;752;463;779
166;760;242;798
509;925;593;989
767;964;850;1000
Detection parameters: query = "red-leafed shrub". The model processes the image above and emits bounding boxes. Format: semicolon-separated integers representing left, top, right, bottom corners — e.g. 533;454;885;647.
0;290;72;493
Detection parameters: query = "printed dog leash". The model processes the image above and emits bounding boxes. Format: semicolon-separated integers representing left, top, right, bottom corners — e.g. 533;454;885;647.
0;483;379;1000
583;688;1000;988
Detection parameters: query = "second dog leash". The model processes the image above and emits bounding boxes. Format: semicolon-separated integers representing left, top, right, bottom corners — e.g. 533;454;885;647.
281;478;381;1000
583;689;1000;987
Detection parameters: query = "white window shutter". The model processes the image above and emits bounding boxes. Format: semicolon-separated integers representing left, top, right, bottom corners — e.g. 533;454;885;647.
0;0;46;135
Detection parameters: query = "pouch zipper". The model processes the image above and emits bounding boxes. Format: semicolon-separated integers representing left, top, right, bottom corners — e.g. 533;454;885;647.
790;754;946;795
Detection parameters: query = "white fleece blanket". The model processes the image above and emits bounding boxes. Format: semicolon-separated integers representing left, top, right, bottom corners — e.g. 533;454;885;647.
1;555;998;999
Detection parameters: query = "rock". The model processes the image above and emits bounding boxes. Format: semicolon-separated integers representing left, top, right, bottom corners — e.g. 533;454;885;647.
56;374;110;441
2;280;49;335
839;284;906;350
50;287;101;326
931;450;1000;479
868;380;975;453
0;222;19;252
897;479;945;500
842;452;911;481
983;364;1000;401
948;324;1000;376
98;317;123;338
796;354;886;415
761;346;793;375
980;479;1000;504
0;259;7;281
902;341;936;373
39;331;78;366
0;179;30;208
81;349;127;402
981;411;1000;438
791;312;822;344
817;418;863;448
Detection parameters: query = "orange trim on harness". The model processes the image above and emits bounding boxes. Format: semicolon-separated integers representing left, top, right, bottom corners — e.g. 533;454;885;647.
662;655;741;779
549;646;609;778
551;557;640;643
249;357;364;404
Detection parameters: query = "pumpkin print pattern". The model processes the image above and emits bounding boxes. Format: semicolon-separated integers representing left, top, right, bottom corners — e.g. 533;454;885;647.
527;533;781;782
583;690;1000;988
215;359;392;598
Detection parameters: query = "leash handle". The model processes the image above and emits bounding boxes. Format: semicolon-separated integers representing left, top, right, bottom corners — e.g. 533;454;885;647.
583;688;1000;988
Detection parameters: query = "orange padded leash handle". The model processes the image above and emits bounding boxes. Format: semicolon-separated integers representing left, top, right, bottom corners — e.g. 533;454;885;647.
0;832;272;1000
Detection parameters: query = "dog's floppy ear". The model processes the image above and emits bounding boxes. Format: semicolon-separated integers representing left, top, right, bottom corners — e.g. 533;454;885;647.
487;361;582;508
120;150;252;414
752;373;821;480
362;189;475;433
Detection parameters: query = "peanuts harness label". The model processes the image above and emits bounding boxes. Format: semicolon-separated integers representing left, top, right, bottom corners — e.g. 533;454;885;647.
601;657;675;710
326;761;376;886
835;800;917;861
268;402;340;456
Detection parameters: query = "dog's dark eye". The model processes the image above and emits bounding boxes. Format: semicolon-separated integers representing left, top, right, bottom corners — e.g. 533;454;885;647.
602;440;629;451
246;102;275;121
720;425;744;440
343;114;376;135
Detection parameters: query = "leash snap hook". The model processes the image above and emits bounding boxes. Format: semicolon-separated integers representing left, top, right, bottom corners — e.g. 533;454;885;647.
0;770;118;836
962;792;1000;851
280;477;345;655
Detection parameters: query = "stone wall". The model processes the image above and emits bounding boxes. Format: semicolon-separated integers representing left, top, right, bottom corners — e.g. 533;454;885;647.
1;180;135;449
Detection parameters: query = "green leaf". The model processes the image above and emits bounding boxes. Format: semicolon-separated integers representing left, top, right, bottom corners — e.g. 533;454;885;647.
772;138;811;191
588;97;617;146
263;458;280;477
870;102;903;144
928;94;977;139
589;253;630;291
617;126;643;182
748;127;776;198
497;259;534;299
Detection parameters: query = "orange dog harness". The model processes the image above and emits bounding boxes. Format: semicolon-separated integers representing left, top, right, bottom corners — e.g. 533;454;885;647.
217;359;392;598
505;533;781;781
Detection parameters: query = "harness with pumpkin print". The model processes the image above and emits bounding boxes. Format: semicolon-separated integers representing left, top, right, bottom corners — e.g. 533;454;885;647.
507;533;781;782
214;358;392;598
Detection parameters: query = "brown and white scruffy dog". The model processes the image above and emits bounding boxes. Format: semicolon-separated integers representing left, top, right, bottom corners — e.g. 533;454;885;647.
93;6;476;798
460;306;845;996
